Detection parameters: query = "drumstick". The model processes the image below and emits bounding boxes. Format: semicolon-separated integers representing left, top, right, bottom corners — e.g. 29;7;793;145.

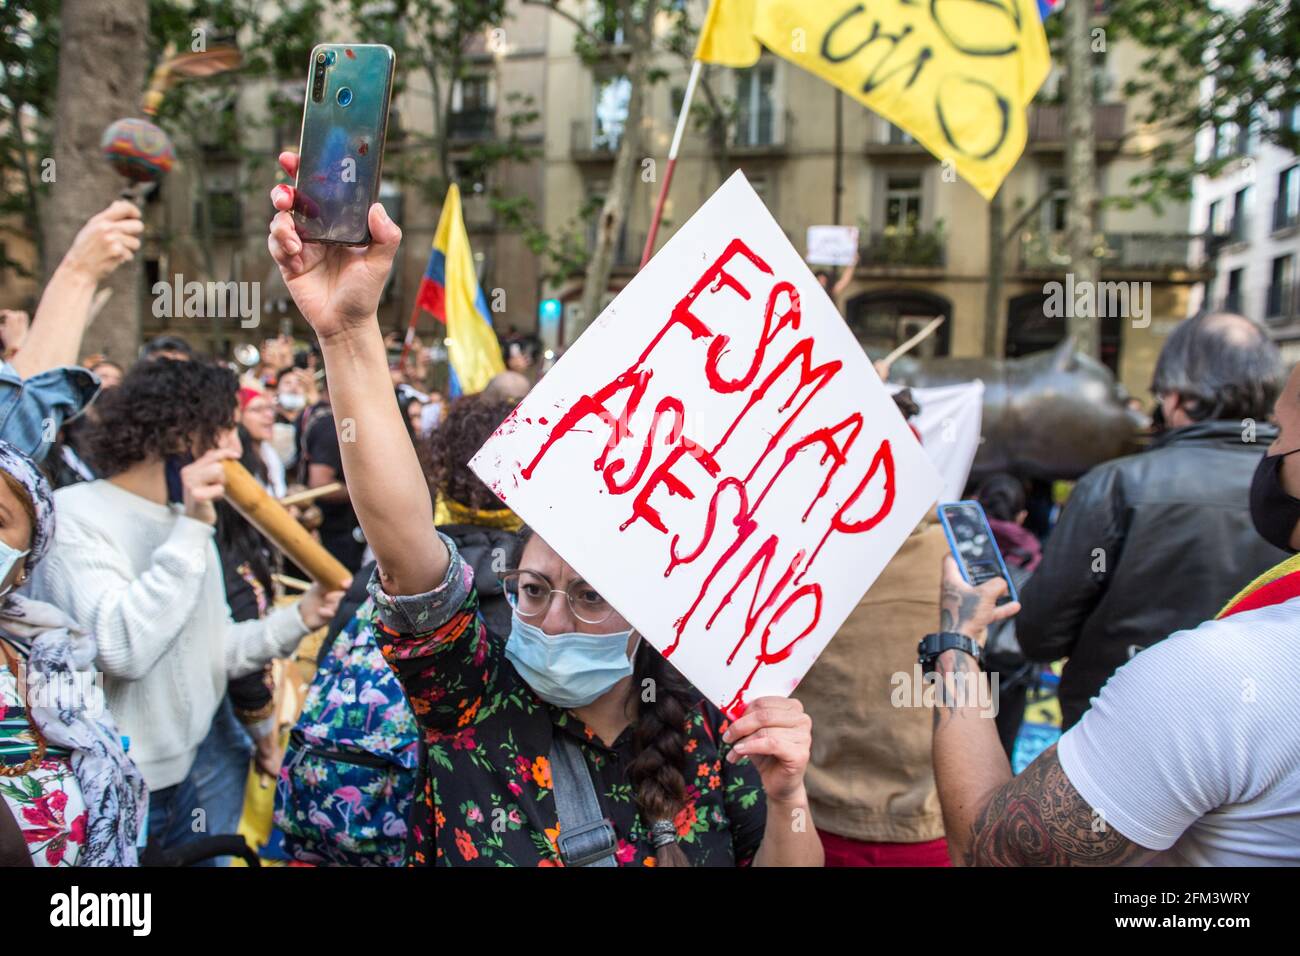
272;573;313;593
277;482;342;508
221;460;351;591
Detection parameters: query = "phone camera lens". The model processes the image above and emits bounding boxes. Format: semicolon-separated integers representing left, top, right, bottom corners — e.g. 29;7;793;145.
316;52;326;63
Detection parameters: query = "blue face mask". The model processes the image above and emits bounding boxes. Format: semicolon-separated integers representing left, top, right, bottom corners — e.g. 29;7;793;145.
504;611;638;709
0;538;29;598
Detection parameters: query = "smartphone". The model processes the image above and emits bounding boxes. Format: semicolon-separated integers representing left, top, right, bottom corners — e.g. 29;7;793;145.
937;500;1018;605
164;453;194;506
293;43;395;246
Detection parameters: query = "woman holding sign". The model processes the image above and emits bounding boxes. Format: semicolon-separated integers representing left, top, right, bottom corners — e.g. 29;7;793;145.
266;153;822;867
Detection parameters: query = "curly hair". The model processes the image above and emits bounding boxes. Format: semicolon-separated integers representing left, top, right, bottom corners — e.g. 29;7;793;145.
420;393;516;511
86;358;238;477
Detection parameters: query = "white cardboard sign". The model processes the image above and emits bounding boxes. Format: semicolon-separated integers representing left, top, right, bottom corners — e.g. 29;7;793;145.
805;225;860;266
471;173;943;716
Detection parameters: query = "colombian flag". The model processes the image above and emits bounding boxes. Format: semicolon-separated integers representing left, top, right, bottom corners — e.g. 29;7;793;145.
694;0;1051;200
415;183;504;395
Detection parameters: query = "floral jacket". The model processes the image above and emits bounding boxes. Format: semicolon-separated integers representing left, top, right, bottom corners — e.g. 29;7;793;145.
367;534;768;866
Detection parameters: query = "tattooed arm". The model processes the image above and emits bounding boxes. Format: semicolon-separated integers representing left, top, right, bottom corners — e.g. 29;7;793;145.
929;556;1156;866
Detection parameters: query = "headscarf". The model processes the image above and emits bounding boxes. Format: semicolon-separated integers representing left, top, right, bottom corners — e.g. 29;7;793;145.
0;439;147;865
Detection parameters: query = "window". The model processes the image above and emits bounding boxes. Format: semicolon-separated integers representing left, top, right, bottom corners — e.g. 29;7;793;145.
1207;199;1226;236
887;123;914;145
1045;174;1068;233
450;75;494;139
1230;185;1253;242
1268;254;1294;318
1224;267;1243;312
1275;165;1299;231
885;175;922;233
735;62;776;147
593;75;631;150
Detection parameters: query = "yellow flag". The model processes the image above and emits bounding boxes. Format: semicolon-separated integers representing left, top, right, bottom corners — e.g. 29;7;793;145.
694;0;1050;199
428;183;505;394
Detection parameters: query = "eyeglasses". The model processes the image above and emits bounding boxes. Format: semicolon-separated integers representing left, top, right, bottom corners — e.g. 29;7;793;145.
499;569;615;625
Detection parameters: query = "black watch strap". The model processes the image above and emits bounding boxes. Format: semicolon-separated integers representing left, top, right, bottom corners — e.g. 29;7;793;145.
917;631;983;674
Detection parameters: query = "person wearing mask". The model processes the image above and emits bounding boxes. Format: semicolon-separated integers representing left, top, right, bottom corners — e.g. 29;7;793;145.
1016;313;1286;730
267;154;821;866
928;361;1300;866
27;358;344;858
0;440;146;866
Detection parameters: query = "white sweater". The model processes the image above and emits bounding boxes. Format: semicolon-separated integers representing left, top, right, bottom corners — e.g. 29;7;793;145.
28;479;311;790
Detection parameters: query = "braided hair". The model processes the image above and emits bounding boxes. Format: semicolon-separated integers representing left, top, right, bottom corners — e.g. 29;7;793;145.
511;527;694;866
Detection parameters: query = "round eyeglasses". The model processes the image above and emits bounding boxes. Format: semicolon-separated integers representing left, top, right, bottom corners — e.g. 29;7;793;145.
499;569;615;625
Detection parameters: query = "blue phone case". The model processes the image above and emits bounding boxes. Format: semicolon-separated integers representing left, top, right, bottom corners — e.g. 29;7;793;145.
294;43;395;245
937;500;1018;604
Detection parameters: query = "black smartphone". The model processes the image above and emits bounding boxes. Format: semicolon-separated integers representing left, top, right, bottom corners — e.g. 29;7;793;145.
164;454;194;506
293;43;396;246
937;500;1018;605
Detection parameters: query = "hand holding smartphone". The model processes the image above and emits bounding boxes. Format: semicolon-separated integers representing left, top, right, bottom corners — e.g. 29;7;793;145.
937;500;1018;605
293;44;395;246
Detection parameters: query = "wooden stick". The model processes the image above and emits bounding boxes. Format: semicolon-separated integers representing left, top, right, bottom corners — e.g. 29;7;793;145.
221;460;351;591
272;573;313;593
277;482;342;508
881;315;946;368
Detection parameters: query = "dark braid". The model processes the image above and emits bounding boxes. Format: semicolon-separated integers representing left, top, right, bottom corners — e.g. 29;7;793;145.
510;525;695;866
627;641;693;867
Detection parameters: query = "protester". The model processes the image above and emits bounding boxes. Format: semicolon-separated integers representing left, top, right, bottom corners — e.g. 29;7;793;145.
299;377;365;573
929;356;1300;864
1016;312;1286;730
87;359;124;390
794;393;950;867
27;357;344;858
238;387;287;498
139;335;194;362
267;155;821;866
0;202;142;463
482;369;531;406
814;249;858;309
0;439;146;866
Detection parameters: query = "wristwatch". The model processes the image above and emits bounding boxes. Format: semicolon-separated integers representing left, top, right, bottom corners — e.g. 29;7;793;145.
917;631;983;675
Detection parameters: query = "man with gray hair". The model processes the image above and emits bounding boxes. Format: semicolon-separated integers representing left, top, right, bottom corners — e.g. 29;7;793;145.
1016;313;1287;730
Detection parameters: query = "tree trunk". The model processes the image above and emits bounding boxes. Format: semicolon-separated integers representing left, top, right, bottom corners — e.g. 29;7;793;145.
577;2;650;338
984;186;1005;356
43;0;149;363
1063;0;1099;358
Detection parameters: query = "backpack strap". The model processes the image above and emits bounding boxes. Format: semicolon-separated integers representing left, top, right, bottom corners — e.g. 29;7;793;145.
549;733;617;867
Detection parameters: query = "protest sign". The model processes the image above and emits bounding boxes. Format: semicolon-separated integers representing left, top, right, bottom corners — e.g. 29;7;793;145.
470;172;944;716
806;225;859;267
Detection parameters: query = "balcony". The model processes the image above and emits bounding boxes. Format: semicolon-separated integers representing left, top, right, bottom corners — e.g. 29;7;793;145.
1267;282;1299;325
1019;231;1209;275
859;227;946;269
571;119;622;160
1027;103;1126;149
448;108;496;143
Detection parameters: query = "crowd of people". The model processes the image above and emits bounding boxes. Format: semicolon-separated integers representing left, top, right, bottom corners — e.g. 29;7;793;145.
0;172;1297;869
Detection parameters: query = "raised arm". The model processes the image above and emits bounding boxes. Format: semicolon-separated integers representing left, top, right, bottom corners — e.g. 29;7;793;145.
12;201;143;378
266;151;446;595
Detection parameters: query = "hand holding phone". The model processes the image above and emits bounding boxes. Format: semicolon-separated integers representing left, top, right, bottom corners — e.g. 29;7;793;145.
937;500;1018;606
293;44;395;246
268;153;403;340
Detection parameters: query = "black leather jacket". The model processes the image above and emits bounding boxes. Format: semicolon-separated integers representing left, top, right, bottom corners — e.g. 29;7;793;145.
1017;420;1287;730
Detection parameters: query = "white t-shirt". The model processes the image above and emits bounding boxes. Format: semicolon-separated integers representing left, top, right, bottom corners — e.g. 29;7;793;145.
1058;595;1300;866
